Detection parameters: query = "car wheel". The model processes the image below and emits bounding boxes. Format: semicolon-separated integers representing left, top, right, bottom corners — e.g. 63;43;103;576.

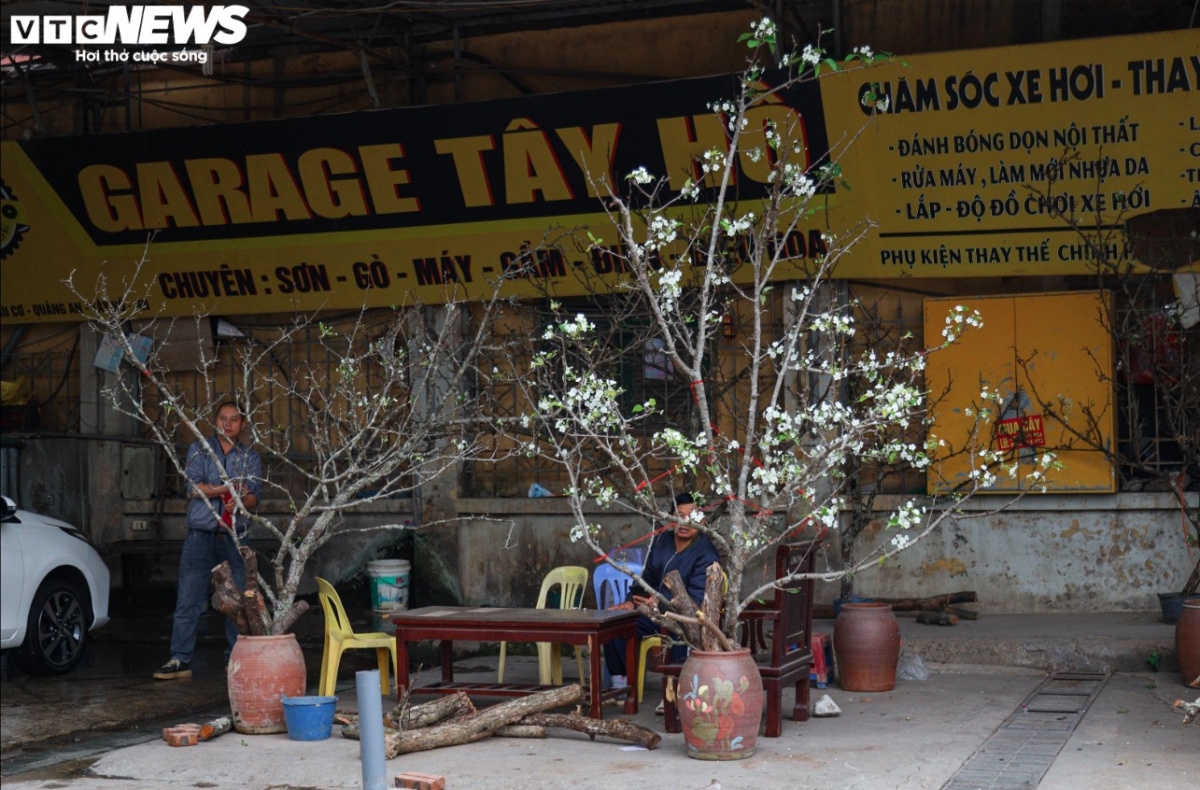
13;578;91;676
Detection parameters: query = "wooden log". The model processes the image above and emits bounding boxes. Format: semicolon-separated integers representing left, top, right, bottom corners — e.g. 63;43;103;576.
242;590;267;636
944;605;979;621
699;563;723;652
495;725;548;738
238;547;270;635
915;610;958;626
870;592;977;610
661;570;699;619
635;602;686;644
210;561;250;635
381;684;584;758
340;721;397;740
663;610;734;653
239;545;258;594
199;717;232;741
661;570;703;647
386;692;476;730
814;593;978;621
517;713;661;750
270;600;310;635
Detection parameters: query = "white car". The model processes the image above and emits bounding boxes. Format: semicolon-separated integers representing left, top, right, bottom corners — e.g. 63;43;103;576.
1;495;110;675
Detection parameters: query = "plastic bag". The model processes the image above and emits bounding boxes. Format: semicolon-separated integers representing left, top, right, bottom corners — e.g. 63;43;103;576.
896;649;930;681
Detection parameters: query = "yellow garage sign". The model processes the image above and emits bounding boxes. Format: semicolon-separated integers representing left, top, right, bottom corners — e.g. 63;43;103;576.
0;30;1195;323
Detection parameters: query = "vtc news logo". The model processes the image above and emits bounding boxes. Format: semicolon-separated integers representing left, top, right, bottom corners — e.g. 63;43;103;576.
10;5;249;46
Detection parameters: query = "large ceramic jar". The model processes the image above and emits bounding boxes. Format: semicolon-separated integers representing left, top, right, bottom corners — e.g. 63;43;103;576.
228;633;307;734
834;602;901;692
1178;600;1200;689
677;648;763;760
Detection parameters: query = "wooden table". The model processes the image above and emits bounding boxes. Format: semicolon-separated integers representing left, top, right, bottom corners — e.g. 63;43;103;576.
392;606;640;718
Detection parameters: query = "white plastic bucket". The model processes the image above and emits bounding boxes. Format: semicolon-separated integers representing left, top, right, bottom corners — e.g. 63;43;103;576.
367;559;411;612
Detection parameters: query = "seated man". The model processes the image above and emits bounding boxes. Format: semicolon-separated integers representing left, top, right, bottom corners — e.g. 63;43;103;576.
603;492;720;711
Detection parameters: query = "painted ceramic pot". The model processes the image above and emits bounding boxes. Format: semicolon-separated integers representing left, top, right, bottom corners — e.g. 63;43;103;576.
677;648;763;760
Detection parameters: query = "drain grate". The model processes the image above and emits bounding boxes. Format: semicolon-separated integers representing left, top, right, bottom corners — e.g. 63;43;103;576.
941;671;1109;790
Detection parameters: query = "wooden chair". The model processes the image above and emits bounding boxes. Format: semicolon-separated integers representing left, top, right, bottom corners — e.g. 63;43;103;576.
661;541;818;738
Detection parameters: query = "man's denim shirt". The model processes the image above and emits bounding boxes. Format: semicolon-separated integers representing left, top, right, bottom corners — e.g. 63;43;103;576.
185;435;263;536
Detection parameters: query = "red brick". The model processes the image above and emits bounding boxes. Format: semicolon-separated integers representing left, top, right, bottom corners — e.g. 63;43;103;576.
164;720;201;739
164;729;198;747
395;771;446;790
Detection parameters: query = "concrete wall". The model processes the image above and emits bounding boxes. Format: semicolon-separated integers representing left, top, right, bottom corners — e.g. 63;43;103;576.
451;493;1196;614
840;493;1198;612
456;498;659;608
12;437;86;528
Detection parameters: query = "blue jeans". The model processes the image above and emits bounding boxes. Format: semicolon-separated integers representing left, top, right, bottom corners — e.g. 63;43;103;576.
169;529;246;663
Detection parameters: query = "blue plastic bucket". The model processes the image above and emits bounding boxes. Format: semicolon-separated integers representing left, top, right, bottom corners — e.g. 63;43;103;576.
281;695;337;741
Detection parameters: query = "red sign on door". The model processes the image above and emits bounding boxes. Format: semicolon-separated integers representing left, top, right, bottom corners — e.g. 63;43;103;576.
995;415;1046;451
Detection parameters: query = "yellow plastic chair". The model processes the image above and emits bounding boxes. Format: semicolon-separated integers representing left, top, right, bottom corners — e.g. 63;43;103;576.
316;577;398;697
498;566;588;685
637;634;662;704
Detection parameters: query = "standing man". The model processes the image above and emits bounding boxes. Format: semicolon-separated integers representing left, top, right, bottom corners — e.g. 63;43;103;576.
154;401;262;680
604;493;720;709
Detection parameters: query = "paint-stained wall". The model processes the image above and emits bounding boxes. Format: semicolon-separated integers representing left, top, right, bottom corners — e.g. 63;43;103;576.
843;493;1197;611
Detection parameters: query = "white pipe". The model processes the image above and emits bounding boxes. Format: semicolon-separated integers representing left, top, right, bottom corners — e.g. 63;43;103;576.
356;670;387;790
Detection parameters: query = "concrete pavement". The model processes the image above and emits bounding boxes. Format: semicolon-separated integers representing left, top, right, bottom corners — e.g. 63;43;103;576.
2;609;1197;789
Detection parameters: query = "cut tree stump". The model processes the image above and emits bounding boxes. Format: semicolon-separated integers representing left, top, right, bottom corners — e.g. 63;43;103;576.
210;561;249;634
238;548;270;635
660;570;702;647
242;590;267;636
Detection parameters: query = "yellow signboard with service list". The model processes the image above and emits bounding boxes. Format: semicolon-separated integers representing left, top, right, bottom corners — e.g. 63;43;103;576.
819;30;1198;276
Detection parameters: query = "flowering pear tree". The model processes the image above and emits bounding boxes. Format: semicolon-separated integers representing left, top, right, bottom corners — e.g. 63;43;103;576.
498;19;1056;647
68;258;503;633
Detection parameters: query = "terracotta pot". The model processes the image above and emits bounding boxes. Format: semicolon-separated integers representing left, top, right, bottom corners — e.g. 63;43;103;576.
228;633;307;734
1178;600;1200;689
677;648;763;760
834;602;901;692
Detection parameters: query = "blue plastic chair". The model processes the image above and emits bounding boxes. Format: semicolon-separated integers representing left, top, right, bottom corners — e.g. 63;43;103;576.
592;561;652;699
593;563;637;610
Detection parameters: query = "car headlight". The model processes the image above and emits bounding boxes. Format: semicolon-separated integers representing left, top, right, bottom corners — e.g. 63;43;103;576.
59;526;95;546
